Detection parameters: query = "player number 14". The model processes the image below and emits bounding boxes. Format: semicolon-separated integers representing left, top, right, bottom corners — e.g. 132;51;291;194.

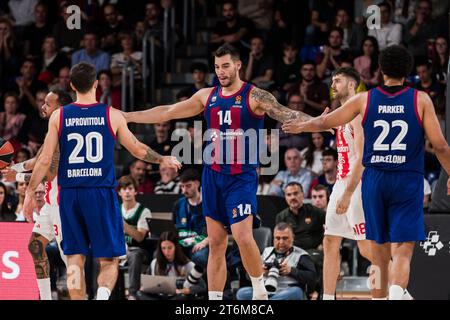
218;110;232;125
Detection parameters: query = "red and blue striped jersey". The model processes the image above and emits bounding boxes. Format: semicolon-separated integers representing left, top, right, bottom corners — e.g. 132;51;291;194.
203;82;265;175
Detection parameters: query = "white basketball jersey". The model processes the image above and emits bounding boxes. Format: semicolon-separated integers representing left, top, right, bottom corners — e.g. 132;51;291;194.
44;176;59;206
336;123;357;180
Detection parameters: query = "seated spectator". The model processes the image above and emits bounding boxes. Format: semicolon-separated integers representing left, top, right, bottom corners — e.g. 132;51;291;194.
117;176;152;300
150;122;174;156
181;62;210;98
290;61;329;117
14;181;28;220
269;148;316;198
0;17;20;97
52;1;85;52
431;36;449;85
238;0;273;32
305;0;335;45
7;0;37;28
71;32;111;73
128;159;154;194
309;149;338;196
141;231;206;300
210;1;253;55
316;27;353;83
144;2;164;45
155;162;181;194
368;2;402;50
14;148;31;164
414;59;445;112
0;92;26;142
275;181;325;256
100;4;129;54
36;35;70;85
403;0;439;58
301;132;329;175
274;42;301;92
236;222;317;300
311;185;329;211
0;182;15;220
276;93;309;150
173;169;208;263
95;70;121;110
133;20;147;51
354;36;381;88
49;67;75;100
23;2;52;59
12;59;48;116
16;182;44;222
110;32;142;80
244;35;274;88
333;8;364;56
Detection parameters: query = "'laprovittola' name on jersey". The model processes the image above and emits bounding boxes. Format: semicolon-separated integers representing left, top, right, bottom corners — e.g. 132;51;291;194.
65;117;105;127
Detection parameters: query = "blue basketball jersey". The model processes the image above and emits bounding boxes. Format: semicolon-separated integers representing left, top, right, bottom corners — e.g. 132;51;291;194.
203;82;264;175
362;86;424;174
58;103;117;188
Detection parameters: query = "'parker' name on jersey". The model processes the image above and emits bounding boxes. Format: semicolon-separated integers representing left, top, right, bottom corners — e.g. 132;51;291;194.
65;117;105;127
378;105;405;114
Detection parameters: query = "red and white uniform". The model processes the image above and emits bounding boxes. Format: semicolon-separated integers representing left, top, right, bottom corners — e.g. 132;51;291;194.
325;123;366;240
32;176;66;265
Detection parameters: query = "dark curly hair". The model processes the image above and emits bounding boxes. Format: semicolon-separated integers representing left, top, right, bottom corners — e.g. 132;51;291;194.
379;45;413;80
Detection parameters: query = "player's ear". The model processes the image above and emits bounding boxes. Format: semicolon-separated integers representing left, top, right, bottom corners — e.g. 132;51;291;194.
235;60;242;71
93;80;99;91
69;82;76;92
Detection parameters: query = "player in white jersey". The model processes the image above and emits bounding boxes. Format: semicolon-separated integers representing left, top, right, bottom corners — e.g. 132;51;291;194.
320;68;372;300
1;90;73;300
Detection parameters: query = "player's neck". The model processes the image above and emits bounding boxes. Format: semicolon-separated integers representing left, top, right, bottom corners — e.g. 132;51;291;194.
383;78;404;86
75;91;98;105
221;79;244;96
339;91;356;105
123;199;137;210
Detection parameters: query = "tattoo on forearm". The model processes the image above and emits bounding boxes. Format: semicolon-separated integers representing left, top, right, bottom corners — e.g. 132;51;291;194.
28;234;50;279
48;149;60;176
143;147;162;163
251;87;313;123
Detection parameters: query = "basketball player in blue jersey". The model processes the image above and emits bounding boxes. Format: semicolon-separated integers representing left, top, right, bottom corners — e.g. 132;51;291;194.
283;45;450;300
23;62;181;300
124;44;314;300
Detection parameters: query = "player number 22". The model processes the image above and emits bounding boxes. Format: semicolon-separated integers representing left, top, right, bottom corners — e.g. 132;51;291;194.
68;132;103;164
218;110;232;125
373;120;408;151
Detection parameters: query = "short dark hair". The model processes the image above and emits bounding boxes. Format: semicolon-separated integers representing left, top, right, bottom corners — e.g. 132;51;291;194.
332;67;360;87
190;62;208;74
312;184;329;196
51;89;73;106
180;169;200;183
284;181;304;193
322;148;338;161
117;175;138;191
379;1;392;13
214;43;240;61
222;1;236;9
70;62;97;94
3;91;19;105
329;26;344;39
98;69;112;80
301;60;316;68
274;222;294;234
379;45;413;79
415;57;432;69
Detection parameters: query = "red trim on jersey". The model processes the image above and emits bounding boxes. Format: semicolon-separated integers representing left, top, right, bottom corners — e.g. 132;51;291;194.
361;90;371;126
203;87;217;118
72;102;100;107
413;90;423;128
106;106;117;140
57;185;60;205
230;107;242;174
45;181;52;205
218;82;246;99
376;86;410;97
210;107;221;172
337;126;350;179
58;108;63;138
246;85;265;119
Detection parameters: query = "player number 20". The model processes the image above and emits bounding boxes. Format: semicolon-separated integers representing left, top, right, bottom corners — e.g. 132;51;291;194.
373;120;408;151
68;132;103;164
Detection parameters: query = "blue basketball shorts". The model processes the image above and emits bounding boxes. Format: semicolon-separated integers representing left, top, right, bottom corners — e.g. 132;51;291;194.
361;168;426;244
202;166;261;229
59;187;126;258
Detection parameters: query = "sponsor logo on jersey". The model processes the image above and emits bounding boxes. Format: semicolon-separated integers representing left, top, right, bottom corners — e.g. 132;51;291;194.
235;95;242;104
232;208;237;219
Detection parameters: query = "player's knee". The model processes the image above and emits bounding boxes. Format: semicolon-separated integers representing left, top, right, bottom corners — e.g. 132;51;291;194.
323;236;340;255
208;236;227;254
232;229;254;247
358;244;371;261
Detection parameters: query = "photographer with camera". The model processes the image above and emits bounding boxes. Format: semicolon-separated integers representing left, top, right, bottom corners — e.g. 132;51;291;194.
236;223;317;300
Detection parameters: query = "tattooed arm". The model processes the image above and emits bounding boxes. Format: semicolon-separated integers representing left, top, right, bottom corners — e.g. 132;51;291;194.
112;108;182;169
250;86;314;123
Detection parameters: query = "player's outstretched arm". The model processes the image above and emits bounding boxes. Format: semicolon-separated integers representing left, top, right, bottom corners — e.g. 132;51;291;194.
123;88;208;124
420;91;450;194
282;92;366;134
112;109;182;170
251;86;314;123
23;110;61;221
336;115;365;214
